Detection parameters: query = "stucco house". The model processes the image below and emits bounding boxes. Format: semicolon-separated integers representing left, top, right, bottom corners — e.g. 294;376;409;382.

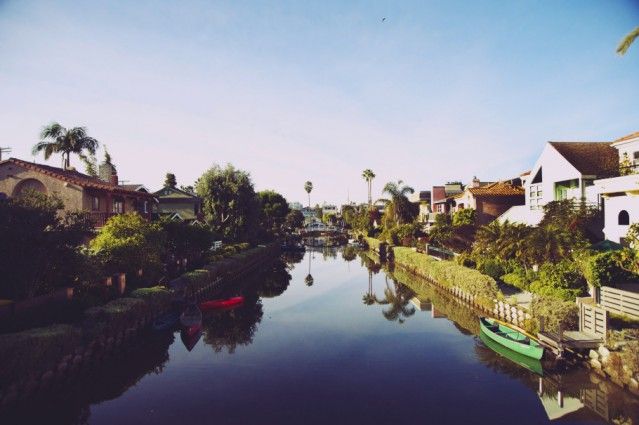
153;186;203;222
453;180;525;226
409;190;432;223
0;157;156;227
498;141;619;225
595;131;639;244
428;183;464;224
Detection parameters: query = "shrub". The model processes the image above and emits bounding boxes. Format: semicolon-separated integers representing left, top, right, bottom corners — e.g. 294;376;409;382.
501;269;534;291
580;251;637;288
476;258;505;281
84;298;147;337
452;208;475;227
0;324;82;387
529;296;578;334
529;260;586;301
392;247;500;309
130;286;172;310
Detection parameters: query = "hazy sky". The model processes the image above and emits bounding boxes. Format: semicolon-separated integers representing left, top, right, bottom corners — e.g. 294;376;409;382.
1;1;638;205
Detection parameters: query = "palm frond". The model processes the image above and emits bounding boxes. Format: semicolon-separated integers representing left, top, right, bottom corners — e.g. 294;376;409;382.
617;26;639;55
39;122;65;140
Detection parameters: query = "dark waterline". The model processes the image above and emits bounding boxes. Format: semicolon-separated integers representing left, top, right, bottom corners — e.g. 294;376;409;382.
3;249;638;425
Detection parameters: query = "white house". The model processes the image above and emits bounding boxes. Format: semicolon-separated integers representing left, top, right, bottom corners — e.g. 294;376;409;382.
595;131;639;244
499;141;619;225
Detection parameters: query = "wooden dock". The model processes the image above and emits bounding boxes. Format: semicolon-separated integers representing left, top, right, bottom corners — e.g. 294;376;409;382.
538;331;603;356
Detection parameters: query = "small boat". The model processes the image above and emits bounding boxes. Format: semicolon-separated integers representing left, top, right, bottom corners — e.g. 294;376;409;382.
152;311;180;331
479;317;544;360
200;296;244;311
180;324;202;351
479;331;543;376
180;303;202;327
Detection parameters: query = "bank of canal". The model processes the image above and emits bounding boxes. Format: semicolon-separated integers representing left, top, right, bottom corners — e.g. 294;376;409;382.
2;248;638;424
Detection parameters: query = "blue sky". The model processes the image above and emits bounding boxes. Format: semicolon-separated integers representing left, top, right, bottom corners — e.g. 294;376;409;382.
0;0;637;204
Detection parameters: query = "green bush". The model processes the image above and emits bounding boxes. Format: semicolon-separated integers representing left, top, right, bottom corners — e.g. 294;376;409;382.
0;324;82;387
130;286;172;310
528;260;586;301
501;269;533;291
392;247;500;309
182;269;211;289
476;258;505;281
529;296;578;334
452;208;475;227
580;251;636;288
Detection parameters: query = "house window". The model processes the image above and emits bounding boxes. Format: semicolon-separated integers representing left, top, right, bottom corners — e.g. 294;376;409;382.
619;210;630;226
92;196;100;211
529;184;543;210
112;199;124;214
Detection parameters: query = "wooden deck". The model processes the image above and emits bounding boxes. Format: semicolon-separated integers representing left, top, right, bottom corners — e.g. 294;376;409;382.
538;331;603;356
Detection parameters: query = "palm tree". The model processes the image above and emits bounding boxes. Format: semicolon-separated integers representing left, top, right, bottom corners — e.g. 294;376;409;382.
362;169;376;208
382;180;415;224
376;278;415;324
32;123;99;169
617;26;639;55
304;181;313;208
305;251;314;286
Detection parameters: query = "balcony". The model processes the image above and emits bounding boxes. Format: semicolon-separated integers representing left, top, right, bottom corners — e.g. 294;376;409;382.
595;173;639;196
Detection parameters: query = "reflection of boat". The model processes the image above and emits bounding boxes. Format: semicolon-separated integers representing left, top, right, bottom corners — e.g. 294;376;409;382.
281;242;305;252
153;311;180;331
180;324;202;351
200;296;244;311
480;317;544;359
180;303;202;327
479;331;543;376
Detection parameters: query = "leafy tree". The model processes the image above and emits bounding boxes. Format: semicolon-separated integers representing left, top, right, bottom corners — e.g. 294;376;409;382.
452;208;475;226
32;122;99;169
196;164;260;242
160;219;213;268
304;181;313;208
617;26;639;55
529;260;587;301
0;191;93;300
429;214;454;247
525;224;586;265
89;213;166;279
313;204;322;219
362;169;376;207
79;146;115;177
257;190;290;234
284;209;304;229
164;173;177;188
618;223;639;275
539;200;601;243
381;180;415;224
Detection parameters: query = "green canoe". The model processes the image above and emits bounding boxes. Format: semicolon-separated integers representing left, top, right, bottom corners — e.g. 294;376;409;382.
479;331;544;376
479;317;544;360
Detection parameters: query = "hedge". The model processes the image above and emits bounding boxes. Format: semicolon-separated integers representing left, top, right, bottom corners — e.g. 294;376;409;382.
391;247;500;309
0;324;82;387
129;286;172;310
84;298;147;337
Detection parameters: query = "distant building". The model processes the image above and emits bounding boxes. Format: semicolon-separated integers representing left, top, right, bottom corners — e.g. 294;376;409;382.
153;186;203;222
429;182;464;223
288;202;303;211
0;157;155;227
453;180;525;226
410;190;432;223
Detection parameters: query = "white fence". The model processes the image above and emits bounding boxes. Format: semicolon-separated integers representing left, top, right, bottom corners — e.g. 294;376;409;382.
598;286;639;320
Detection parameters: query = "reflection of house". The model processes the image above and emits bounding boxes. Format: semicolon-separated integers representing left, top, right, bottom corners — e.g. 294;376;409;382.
595;131;639;244
453;179;525;226
499;141;619;225
0;157;155;227
153;186;202;222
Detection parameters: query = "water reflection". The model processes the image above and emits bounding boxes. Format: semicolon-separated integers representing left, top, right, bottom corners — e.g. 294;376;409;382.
202;295;263;354
374;276;416;324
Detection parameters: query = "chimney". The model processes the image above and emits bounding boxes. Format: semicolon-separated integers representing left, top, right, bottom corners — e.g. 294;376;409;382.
472;176;481;188
110;172;119;186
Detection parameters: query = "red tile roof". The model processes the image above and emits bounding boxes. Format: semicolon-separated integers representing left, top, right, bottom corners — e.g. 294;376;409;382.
548;142;618;178
1;158;155;198
468;181;525;197
614;131;639;143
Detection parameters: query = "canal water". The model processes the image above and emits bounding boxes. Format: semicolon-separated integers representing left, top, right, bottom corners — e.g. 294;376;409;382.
4;248;639;424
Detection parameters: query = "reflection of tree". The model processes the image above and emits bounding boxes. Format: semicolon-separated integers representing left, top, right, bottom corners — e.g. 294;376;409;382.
202;294;263;354
305;251;314;286
342;246;357;262
256;260;292;298
376;278;415;324
305;274;314;286
362;269;378;305
281;250;304;270
322;247;338;260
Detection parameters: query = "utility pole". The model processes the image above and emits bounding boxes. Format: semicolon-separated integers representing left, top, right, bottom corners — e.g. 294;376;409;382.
0;147;11;161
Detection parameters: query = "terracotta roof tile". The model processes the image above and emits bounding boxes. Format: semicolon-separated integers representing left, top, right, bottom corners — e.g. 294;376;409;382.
468;181;525;197
1;158;155;198
548;142;618;178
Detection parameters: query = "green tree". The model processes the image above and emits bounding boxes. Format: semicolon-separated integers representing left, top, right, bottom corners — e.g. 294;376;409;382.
524;224;586;265
196;164;259;242
285;209;304;229
32;122;99;169
617;26;639;55
160;219;213;266
452;208;475;226
304;181;313;208
362;169;376;207
164;173;177;188
0;192;93;300
381;180;415;224
90;213;166;278
257;190;290;234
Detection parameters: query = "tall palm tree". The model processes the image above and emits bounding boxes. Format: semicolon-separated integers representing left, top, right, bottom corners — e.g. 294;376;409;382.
32;123;99;169
304;181;313;208
362;169;376;208
617;26;639;55
376;278;415;324
382;180;415;224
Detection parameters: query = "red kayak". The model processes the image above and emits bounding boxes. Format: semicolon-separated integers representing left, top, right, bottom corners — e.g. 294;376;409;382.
200;296;244;311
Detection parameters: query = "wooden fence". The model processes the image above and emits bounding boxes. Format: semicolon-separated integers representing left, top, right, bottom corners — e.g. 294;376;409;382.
598;286;639;320
579;302;607;339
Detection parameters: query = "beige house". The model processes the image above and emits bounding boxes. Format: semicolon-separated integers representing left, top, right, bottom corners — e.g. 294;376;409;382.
0;158;156;227
153;186;203;222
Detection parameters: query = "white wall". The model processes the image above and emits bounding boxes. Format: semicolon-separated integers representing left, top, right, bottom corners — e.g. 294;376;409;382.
602;195;639;243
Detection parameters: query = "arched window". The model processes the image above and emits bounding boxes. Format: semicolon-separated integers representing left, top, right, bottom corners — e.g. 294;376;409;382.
618;210;630;226
12;178;47;198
